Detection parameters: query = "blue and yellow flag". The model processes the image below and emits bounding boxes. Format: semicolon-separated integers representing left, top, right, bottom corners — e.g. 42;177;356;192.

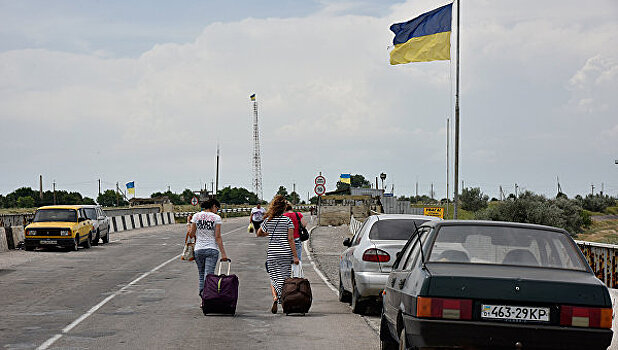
390;3;452;65
126;181;135;195
340;173;351;184
250;94;256;101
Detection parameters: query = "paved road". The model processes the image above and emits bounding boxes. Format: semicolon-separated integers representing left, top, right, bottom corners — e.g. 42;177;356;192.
0;217;379;349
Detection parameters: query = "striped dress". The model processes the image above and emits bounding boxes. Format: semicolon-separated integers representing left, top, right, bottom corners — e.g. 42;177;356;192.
261;216;295;300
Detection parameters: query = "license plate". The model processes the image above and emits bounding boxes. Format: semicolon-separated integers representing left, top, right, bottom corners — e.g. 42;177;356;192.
40;240;57;245
481;304;549;322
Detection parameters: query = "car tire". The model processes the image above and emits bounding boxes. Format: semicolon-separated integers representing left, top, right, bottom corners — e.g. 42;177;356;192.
102;228;109;244
351;280;366;315
70;235;79;251
81;232;92;249
92;230;100;246
25;245;35;251
339;274;352;303
380;314;398;350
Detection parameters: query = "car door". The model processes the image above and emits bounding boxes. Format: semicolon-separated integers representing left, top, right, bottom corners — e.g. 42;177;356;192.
384;232;417;324
341;218;371;291
77;209;90;241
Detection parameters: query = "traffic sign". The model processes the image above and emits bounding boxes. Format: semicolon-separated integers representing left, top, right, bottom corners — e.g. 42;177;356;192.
315;175;326;185
314;184;326;196
423;207;444;219
191;196;199;206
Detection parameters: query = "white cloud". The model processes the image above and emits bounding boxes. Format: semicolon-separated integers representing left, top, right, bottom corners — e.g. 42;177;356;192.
1;0;617;199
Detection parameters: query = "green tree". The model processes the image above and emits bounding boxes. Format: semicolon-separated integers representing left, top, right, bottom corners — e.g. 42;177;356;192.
276;186;289;198
217;186;259;205
288;191;300;204
97;189;128;207
336;174;372;193
181;189;196;204
460;187;489;212
17;196;35;208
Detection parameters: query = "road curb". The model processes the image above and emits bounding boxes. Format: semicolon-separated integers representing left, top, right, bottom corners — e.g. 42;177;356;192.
305;225;379;334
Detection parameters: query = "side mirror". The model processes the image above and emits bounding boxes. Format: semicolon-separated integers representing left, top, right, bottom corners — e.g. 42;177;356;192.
343;238;351;247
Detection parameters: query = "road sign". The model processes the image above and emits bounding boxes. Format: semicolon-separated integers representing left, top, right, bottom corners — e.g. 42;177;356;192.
315;175;326;185
314;184;326;196
191;196;199;206
423;207;444;219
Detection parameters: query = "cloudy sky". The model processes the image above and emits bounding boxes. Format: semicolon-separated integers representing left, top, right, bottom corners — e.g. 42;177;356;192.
1;0;617;202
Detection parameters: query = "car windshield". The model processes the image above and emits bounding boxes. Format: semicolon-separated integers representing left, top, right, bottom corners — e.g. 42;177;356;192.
33;209;77;223
369;219;430;240
84;208;97;220
428;225;587;271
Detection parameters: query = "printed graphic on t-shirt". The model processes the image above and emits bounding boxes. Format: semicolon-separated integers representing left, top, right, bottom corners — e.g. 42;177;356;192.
191;211;222;251
251;208;265;221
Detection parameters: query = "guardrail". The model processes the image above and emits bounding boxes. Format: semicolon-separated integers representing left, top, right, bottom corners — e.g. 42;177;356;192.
175;205;314;218
350;215;363;235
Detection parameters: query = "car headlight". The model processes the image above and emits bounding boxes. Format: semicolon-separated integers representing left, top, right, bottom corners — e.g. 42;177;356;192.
60;229;70;236
26;230;36;236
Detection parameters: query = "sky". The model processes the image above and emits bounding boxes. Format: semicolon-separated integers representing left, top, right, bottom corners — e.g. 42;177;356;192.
1;0;617;202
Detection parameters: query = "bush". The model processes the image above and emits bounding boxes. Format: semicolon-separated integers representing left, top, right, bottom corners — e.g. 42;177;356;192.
460;187;489;212
576;194;617;213
475;191;590;236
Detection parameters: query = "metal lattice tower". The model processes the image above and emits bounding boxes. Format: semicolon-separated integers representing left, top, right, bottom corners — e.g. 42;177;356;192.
251;94;263;200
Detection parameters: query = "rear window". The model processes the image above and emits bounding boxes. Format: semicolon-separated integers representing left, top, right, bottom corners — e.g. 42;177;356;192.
428;225;587;271
369;219;430;240
34;209;77;223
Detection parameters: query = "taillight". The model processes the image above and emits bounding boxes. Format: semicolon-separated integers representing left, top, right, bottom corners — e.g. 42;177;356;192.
362;248;390;262
560;305;612;328
417;297;472;320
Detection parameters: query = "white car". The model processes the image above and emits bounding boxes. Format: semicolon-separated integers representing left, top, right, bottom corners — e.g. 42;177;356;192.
79;205;111;245
339;214;441;314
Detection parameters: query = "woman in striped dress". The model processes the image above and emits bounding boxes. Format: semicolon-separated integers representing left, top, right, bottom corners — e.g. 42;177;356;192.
256;195;299;314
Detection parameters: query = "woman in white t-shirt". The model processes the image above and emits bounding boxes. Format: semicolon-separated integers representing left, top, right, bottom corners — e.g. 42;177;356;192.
188;198;228;295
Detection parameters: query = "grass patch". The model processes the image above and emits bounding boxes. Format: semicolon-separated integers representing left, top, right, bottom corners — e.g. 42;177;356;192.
576;219;618;244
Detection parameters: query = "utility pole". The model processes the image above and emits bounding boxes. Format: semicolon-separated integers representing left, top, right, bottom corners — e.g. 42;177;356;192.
53;180;56;205
499;186;505;201
167;185;171;193
215;144;220;196
211;181;214;194
416;181;419;198
376;177;379;191
115;182;119;206
430;183;434;200
515;183;519;198
557;176;562;196
39;175;43;200
601;182;604;196
453;0;461;219
446;117;450;220
591;184;595;196
98;179;101;196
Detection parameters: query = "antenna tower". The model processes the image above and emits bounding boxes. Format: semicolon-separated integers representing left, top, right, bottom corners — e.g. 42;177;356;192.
251;94;263;200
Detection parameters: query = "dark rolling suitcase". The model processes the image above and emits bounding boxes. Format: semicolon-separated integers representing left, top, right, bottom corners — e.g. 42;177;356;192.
202;259;239;315
281;264;312;315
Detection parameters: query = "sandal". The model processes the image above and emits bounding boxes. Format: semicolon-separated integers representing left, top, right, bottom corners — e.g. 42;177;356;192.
271;300;278;314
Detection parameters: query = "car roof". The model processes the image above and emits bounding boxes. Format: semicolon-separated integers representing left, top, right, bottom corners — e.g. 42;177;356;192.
368;214;442;221
37;205;82;210
76;205;101;208
421;220;568;234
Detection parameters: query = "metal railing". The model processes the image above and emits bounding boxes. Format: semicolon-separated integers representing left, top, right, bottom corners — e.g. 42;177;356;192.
350;215;363;235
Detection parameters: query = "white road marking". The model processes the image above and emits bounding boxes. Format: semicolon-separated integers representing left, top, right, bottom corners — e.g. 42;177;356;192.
36;254;180;350
303;226;380;334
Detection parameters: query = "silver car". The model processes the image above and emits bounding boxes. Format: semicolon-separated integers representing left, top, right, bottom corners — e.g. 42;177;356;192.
79;205;111;245
339;214;441;314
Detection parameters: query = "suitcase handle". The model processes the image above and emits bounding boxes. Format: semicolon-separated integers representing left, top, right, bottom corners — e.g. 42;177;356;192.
217;259;232;275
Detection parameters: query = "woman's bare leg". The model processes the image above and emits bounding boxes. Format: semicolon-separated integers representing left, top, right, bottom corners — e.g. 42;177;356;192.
270;284;277;301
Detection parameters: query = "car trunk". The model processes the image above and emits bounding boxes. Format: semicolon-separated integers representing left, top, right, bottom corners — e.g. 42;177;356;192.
370;239;406;273
424;263;611;307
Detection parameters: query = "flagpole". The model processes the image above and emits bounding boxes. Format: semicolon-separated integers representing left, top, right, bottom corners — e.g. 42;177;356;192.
453;0;461;219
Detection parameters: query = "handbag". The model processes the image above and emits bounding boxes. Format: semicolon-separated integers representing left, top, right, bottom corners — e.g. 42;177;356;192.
295;212;309;242
181;236;195;261
248;223;254;233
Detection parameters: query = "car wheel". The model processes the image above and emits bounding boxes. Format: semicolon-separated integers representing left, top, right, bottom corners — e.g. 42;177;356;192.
102;229;109;244
81;232;92;249
25;245;35;251
351;280;366;315
70;235;79;251
92;230;100;246
339;274;352;303
380;314;397;350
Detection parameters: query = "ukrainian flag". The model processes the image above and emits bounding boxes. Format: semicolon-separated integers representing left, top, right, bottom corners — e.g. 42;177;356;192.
250;94;256;101
390;3;452;65
340;174;351;184
126;181;135;195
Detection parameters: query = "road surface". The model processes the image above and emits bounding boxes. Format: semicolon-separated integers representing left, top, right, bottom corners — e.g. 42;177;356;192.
0;217;379;349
